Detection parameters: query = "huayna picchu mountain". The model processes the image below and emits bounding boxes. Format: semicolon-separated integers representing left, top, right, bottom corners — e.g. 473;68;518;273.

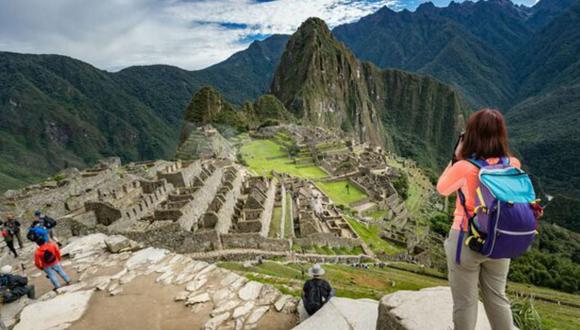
271;18;468;170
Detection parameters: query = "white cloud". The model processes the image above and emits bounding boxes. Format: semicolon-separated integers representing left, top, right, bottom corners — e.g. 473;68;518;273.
0;0;400;71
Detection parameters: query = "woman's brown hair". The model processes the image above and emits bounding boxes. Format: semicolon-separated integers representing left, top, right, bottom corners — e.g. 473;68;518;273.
461;108;510;160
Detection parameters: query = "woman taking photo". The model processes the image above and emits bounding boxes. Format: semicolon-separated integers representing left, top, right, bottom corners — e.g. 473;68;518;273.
437;109;520;329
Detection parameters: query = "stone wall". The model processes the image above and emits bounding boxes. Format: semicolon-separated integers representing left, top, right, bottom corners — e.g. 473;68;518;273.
259;180;277;237
186;229;223;252
178;166;224;231
213;169;243;234
157;161;202;188
221;233;291;251
85;202;121;226
123;222;189;252
294;233;363;249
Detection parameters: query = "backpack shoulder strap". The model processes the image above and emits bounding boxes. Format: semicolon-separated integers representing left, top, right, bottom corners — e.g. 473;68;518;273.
467;158;488;169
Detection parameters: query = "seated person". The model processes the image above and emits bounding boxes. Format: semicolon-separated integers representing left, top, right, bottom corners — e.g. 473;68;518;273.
0;265;35;304
302;264;333;315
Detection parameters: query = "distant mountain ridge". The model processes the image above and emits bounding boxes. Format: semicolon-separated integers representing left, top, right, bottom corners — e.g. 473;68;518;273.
0;35;288;190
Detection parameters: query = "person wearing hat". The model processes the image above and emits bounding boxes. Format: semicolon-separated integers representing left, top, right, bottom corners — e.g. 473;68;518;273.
302;264;333;316
4;214;22;249
0;265;35;304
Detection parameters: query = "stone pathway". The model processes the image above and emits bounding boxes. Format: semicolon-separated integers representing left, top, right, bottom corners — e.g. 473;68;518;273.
10;234;299;330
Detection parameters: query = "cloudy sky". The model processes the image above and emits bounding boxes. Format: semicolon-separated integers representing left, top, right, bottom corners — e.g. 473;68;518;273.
0;0;538;71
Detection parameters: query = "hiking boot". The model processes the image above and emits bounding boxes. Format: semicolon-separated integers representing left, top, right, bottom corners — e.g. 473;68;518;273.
65;281;72;286
27;286;36;299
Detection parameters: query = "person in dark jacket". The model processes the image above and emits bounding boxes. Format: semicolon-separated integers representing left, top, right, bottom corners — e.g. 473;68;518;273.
1;223;18;258
4;215;22;249
302;264;333;315
0;265;35;303
33;210;60;246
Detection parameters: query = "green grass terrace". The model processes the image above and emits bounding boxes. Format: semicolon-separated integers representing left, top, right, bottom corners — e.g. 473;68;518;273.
240;139;367;207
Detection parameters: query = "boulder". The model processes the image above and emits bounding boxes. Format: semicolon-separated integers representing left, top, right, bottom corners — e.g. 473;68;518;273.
293;297;378;330
238;281;263;301
376;286;491;330
14;290;94;330
61;233;108;257
105;235;136;253
0;297;31;328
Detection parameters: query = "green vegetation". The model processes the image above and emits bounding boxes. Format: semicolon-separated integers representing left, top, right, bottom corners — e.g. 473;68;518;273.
391;172;409;200
345;216;404;255
219;261;447;300
240;139;326;179
511;294;542;330
315;180;367;206
291;244;364;255
219;260;580;329
269;207;283;238
364;209;388;220
241;139;369;208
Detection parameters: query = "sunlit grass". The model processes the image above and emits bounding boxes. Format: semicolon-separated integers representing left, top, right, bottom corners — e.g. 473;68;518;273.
240;139;327;178
345;216;405;255
315;180;367;206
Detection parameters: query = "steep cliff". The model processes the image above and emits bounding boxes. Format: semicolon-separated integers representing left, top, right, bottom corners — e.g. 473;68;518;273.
271;18;386;148
271;18;467;169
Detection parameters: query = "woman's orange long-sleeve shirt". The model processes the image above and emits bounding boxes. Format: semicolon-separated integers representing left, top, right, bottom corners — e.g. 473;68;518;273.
436;157;521;231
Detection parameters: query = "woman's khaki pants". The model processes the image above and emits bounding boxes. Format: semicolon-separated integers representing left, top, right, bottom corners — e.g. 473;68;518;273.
445;230;514;330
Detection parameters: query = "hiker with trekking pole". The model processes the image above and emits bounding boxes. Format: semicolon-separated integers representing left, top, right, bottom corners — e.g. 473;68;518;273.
436;109;546;330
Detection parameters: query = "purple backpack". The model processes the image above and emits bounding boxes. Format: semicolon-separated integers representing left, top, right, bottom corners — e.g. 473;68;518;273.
456;157;538;263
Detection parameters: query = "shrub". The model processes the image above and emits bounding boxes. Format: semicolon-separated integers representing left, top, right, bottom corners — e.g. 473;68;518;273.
511;293;542;330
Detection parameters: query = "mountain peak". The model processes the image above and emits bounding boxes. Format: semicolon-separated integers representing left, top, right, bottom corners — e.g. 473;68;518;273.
295;17;333;39
416;2;438;13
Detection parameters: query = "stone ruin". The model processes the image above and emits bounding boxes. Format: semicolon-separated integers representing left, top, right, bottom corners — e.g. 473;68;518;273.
1;155;365;259
250;125;444;260
258;125;411;223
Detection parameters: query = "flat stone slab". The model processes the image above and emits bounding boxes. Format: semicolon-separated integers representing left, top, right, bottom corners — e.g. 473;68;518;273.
238;281;263;301
376;286;491;330
61;233;108;256
125;247;168;269
14;290;94;330
293;297;378;330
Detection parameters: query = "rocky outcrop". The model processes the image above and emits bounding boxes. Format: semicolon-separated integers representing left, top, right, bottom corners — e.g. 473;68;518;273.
294;297;378;330
376;286;491;330
12;234;299;330
15;290;94;330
